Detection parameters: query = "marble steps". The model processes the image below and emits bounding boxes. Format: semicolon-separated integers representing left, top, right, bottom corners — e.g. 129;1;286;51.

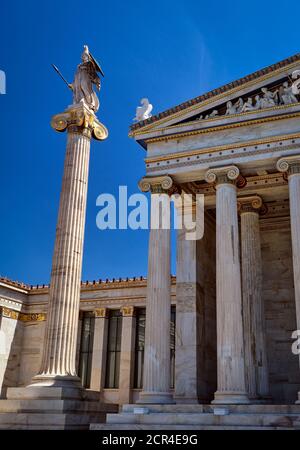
0;399;117;414
90;411;300;429
122;403;300;414
90;423;294;431
0;412;107;430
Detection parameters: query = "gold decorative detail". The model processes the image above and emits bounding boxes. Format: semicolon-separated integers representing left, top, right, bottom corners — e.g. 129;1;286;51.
51;104;108;141
0;307;46;322
94;308;108;318
121;306;135;317
145;132;300;165
19;313;46;322
93;123;108;141
129;60;300;135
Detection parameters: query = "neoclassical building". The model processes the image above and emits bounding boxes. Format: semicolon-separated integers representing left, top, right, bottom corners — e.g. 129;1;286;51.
1;52;300;429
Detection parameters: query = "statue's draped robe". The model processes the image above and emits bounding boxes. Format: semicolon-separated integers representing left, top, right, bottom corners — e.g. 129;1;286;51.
73;62;100;112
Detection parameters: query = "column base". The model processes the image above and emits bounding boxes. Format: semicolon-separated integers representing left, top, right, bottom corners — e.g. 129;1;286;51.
137;391;175;404
212;391;250;405
29;374;82;389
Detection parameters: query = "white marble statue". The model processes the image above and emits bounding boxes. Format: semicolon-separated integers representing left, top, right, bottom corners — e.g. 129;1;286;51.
279;81;298;105
235;97;244;113
134;98;153;122
70;45;104;113
260;87;278;108
292;70;300;96
254;95;262;110
225;101;237;115
241;97;255;112
205;109;219;119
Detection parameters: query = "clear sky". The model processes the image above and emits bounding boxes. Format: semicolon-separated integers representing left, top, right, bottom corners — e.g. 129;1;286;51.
1;0;299;285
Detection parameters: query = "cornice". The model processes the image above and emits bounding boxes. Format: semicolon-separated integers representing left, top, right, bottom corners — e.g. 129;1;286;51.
143;111;300;145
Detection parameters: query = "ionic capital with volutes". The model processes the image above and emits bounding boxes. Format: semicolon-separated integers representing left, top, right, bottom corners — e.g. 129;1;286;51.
237;195;266;215
138;175;180;195
51;103;108;141
277;155;300;177
205;165;240;186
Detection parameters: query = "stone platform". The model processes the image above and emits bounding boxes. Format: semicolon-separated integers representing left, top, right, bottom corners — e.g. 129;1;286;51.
90;404;300;430
0;387;118;430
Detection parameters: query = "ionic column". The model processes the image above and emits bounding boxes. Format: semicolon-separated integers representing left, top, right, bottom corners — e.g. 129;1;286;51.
137;176;176;404
277;156;300;404
238;195;270;400
90;308;109;393
119;306;136;405
205;166;249;404
174;197;200;403
32;104;108;387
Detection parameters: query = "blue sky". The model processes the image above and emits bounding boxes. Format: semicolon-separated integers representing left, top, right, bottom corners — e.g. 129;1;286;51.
1;0;299;285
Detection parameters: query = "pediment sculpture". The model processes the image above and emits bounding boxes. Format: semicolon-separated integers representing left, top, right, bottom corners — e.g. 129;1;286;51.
195;78;300;122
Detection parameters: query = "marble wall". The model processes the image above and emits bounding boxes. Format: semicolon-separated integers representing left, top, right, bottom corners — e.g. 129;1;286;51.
261;224;300;402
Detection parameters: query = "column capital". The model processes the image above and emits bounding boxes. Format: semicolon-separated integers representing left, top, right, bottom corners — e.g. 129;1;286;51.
121;306;135;317
237;195;266;214
94;308;108;318
138;175;181;195
277;155;300;176
51;103;108;141
205;165;240;185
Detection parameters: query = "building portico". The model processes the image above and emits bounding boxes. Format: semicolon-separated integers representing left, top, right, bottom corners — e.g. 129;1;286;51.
2;53;300;429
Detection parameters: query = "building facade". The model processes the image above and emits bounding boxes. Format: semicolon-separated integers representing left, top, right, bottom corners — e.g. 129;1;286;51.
2;53;300;428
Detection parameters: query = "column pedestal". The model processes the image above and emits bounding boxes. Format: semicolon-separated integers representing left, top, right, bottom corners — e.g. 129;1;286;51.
206;166;249;405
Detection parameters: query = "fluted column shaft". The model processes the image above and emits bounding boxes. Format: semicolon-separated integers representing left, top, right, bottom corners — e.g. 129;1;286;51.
277;156;300;404
206;166;249;404
138;176;176;404
239;197;269;400
34;128;91;386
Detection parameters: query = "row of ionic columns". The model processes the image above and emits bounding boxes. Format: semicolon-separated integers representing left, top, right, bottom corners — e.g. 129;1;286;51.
138;156;300;405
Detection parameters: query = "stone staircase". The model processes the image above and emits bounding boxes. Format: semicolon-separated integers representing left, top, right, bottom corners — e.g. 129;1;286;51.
0;387;118;430
90;404;300;430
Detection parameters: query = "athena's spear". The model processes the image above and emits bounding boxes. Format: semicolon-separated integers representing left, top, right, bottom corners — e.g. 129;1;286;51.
51;64;71;89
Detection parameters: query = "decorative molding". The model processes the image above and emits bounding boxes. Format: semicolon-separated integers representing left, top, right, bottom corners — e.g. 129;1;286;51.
142;111;300;144
121;306;135;317
0;307;46;322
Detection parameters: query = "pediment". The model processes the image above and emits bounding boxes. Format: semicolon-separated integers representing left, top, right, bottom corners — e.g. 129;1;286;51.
130;53;300;143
